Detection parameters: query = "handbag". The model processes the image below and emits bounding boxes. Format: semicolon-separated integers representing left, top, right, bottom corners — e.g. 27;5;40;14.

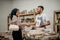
9;24;19;31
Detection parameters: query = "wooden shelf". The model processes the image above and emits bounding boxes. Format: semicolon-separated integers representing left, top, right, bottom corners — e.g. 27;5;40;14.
21;22;35;25
19;13;39;17
54;10;60;12
55;23;60;25
19;13;34;16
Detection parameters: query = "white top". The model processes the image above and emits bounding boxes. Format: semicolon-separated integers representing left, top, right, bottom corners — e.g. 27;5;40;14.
11;15;20;26
35;13;49;28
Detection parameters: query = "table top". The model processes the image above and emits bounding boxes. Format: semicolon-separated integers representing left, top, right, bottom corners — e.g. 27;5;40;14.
24;34;59;40
22;29;59;40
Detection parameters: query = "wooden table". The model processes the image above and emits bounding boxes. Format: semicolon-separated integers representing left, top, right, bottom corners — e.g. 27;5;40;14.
23;33;59;40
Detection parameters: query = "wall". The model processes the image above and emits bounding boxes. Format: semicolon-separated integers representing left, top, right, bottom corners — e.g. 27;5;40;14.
0;0;13;32
12;0;60;30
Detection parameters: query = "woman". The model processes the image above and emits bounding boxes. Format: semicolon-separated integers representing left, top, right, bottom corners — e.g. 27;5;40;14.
10;8;23;40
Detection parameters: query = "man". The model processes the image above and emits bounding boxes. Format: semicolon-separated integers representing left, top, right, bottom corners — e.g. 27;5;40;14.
35;6;50;29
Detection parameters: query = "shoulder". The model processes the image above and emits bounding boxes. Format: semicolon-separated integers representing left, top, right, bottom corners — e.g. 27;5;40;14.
42;13;49;20
42;13;47;18
42;13;46;16
12;15;18;20
13;15;17;18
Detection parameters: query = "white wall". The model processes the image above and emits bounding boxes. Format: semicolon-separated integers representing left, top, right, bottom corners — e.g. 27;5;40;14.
12;0;60;30
0;0;13;32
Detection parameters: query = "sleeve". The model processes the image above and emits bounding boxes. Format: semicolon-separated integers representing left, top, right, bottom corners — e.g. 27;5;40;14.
11;16;19;25
42;14;50;24
43;14;49;22
45;15;49;21
12;16;18;23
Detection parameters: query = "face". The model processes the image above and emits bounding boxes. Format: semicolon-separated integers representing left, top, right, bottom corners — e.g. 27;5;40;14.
16;10;20;17
37;7;43;13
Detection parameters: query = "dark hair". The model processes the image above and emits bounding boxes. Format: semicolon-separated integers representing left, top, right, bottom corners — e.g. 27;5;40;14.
10;8;19;20
38;6;44;10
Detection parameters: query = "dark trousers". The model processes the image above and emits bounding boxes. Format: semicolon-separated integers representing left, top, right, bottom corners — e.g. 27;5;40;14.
12;29;23;40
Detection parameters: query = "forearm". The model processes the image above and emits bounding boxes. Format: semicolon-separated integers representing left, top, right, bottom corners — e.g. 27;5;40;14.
40;24;46;27
40;22;50;27
40;24;49;27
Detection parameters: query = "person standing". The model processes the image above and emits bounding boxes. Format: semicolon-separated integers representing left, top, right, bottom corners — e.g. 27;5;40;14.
10;8;24;40
35;6;50;29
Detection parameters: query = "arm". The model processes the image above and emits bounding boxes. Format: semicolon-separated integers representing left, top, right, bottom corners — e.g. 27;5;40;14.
39;21;50;27
39;14;50;28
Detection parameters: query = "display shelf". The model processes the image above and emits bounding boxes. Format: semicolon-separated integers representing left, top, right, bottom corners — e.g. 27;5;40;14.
53;10;60;33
